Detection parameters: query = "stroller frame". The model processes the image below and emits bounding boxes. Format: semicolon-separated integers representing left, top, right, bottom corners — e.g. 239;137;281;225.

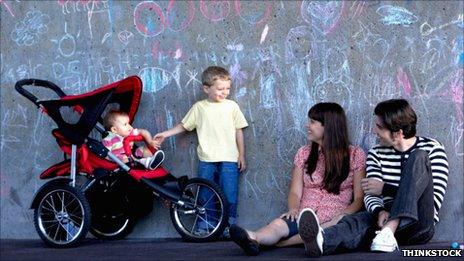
16;76;229;247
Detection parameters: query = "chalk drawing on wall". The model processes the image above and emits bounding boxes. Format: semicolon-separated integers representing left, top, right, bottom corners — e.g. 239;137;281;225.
58;0;109;15
285;26;313;63
376;5;418;26
234;1;272;26
118;30;134;46
454;35;464;65
134;1;165;37
259;73;276;109
349;1;367;19
139;67;173;93
11;10;50;46
139;65;181;94
1;0;15;17
199;0;230;22
300;1;344;35
52;22;76;58
260;24;269;44
396;67;412;98
420;14;463;36
86;1;112;43
277;127;307;167
165;0;195;32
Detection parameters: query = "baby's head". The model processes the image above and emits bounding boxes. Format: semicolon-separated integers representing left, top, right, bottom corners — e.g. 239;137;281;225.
103;110;133;137
201;66;231;102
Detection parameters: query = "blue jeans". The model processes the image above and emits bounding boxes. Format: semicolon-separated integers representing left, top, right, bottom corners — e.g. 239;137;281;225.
322;150;435;254
198;161;239;226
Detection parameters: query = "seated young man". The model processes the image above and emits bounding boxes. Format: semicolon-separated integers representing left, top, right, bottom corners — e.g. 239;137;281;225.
297;98;449;256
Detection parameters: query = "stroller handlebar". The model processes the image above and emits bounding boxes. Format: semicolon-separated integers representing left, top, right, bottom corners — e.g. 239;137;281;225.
15;79;66;106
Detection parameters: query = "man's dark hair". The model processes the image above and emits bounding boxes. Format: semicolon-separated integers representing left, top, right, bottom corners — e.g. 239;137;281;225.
374;99;417;138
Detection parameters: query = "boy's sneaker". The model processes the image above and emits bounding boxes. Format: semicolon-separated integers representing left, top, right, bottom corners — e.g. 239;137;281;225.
298;208;323;257
370;227;399;252
229;224;259;256
148;150;165;170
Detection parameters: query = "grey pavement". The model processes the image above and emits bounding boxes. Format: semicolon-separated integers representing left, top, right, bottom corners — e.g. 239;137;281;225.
0;239;460;260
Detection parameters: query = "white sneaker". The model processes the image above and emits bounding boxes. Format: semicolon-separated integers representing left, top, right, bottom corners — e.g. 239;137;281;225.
135;150;165;170
370;227;399;252
148;150;164;170
298;208;323;257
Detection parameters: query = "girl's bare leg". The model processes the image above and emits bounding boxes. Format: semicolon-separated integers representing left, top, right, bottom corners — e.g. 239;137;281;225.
248;218;290;246
276;221;333;247
275;234;303;247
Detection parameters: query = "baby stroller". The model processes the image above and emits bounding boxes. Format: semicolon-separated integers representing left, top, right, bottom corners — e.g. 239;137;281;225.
15;76;228;247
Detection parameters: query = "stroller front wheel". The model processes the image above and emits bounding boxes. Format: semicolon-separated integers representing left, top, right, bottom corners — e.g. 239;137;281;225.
33;184;91;248
170;178;228;242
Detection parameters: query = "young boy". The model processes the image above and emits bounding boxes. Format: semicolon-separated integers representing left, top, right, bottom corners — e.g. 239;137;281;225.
154;66;248;236
103;110;164;170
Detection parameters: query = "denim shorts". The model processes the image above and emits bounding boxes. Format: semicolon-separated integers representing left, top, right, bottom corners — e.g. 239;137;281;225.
281;217;299;239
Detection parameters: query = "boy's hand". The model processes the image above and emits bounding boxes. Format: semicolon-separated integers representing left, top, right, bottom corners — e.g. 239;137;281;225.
238;155;246;172
148;139;161;149
153;133;166;146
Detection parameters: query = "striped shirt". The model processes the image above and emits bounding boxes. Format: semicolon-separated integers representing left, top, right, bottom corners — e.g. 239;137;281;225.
102;129;143;161
364;136;449;223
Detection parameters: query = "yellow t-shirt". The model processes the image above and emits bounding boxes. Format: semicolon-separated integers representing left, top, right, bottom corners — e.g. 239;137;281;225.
181;99;248;162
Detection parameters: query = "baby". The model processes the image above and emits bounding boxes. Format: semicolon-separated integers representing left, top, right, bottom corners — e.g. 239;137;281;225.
102;110;164;170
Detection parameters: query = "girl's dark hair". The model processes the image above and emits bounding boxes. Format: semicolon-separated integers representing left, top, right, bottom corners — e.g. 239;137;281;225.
305;102;350;194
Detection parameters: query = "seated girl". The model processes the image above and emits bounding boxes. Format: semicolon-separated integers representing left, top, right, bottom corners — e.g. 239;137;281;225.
229;102;366;255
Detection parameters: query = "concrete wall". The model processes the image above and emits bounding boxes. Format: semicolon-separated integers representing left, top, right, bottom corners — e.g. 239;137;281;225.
1;1;463;242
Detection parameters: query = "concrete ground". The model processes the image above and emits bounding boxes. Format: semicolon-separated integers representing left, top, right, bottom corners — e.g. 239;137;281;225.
1;239;461;260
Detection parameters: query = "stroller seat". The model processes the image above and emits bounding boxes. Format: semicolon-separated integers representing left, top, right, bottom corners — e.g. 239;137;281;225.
43;129;169;181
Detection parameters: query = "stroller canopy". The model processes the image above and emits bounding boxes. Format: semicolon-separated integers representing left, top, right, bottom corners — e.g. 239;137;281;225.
40;76;143;145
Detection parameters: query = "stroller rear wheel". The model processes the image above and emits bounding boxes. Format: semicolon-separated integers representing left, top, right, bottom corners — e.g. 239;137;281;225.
90;213;136;240
86;177;137;240
33;184;91;248
170;178;228;242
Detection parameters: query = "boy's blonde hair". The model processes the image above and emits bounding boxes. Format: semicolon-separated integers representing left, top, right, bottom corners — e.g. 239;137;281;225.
103;110;128;131
201;66;231;87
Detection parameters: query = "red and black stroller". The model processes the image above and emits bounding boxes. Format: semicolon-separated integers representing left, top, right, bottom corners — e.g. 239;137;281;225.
15;76;228;247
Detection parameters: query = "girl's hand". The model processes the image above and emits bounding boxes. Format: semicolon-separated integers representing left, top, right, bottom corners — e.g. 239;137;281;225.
331;213;345;225
280;208;299;222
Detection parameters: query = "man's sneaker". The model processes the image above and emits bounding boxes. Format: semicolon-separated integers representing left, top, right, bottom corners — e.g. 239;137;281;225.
370;227;399;252
148;150;165;170
229;224;259;256
298;208;323;257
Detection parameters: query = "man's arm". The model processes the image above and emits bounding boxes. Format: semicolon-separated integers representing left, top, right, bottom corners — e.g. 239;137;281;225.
429;143;449;220
363;149;385;216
